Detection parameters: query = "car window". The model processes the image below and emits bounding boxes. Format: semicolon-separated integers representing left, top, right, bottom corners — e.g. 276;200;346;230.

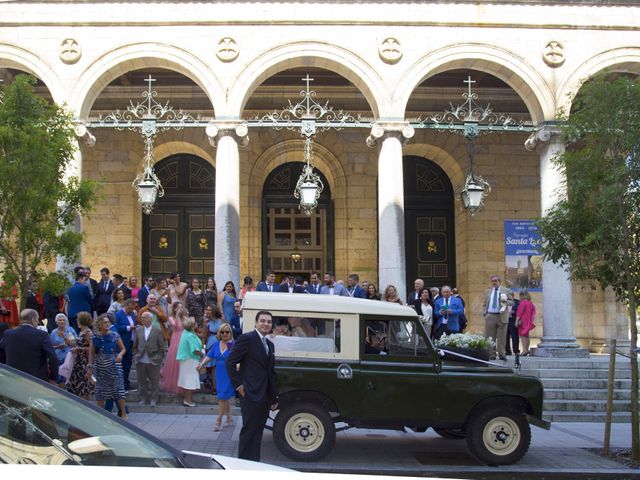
364;320;430;357
269;316;340;354
0;366;181;467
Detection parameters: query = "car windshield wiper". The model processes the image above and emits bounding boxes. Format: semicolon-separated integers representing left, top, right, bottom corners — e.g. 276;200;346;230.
0;399;82;465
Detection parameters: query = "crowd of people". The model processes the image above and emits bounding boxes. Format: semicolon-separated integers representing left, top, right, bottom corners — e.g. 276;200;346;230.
0;265;537;425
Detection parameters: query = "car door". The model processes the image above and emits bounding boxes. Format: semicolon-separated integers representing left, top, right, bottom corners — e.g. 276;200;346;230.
358;315;440;426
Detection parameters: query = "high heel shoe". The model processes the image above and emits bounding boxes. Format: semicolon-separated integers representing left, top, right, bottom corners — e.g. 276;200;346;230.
213;417;222;432
226;417;234;427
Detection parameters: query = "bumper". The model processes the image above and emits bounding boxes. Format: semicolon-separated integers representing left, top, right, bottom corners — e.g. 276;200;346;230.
525;413;551;430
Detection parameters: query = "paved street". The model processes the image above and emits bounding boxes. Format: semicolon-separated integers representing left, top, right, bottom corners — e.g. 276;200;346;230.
129;413;637;479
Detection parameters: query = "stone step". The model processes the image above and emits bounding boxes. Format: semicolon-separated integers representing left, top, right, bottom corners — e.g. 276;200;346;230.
544;388;631;401
521;368;632;379
540;378;631;389
126;390;220;405
519;358;634;370
543;411;631;423
543;399;634;412
127;403;243;415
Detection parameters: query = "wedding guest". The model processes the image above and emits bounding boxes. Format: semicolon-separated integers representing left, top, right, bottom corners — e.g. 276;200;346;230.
129;276;140;306
151;277;170;317
177;317;203;407
65;312;94;400
382;285;403;304
204;277;218;307
168;272;188;305
366;283;381;300
198;324;235;431
415;288;433;333
107;288;126;315
186;278;207;328
160;301;187;393
138;293;169;343
50;313;76;382
132;311;167;406
203;304;224;394
219;281;241;338
516;290;536;356
238;276;255;300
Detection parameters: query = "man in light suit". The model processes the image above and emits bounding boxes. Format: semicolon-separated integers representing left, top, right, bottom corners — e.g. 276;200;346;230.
115;299;137;391
432;285;464;338
132;311;167;406
227;310;278;462
483;274;514;360
0;308;58;382
346;274;367;298
305;272;322;294
320;272;349;296
256;271;278;293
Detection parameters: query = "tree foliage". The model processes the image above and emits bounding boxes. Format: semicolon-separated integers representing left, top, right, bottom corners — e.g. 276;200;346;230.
537;73;639;459
0;75;99;308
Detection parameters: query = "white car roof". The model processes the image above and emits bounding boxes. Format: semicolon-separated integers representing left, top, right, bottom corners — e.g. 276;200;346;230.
242;291;417;318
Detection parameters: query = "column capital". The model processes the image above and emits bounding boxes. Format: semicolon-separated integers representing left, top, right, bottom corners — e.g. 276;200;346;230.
206;120;249;148
524;122;562;151
366;122;414;148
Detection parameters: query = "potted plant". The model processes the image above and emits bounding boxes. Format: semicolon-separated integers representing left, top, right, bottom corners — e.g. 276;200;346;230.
434;332;495;363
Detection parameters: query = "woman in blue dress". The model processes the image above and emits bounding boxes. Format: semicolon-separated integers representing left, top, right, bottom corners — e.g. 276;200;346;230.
198;324;235;431
218;281;241;338
87;315;128;421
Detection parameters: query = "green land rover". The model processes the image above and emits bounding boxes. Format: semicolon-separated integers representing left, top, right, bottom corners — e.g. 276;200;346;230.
241;292;550;466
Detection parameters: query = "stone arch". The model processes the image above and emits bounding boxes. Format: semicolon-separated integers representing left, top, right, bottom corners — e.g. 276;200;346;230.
558;47;640;113
395;43;552;124
69;42;225;118
227;41;386;118
244;139;348;281
152;141;215;170
0;42;65;104
402;143;466;189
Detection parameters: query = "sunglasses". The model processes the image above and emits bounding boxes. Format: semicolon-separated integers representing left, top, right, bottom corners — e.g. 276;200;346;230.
221;331;231;334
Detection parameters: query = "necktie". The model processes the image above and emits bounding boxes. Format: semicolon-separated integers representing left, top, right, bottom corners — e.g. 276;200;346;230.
491;288;499;310
268;284;272;292
262;336;269;355
104;281;108;290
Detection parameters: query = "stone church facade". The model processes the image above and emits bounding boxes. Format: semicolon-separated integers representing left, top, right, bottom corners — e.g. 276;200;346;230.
1;0;636;353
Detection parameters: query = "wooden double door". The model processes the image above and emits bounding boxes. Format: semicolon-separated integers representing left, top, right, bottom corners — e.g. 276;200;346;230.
403;156;456;290
141;154;215;279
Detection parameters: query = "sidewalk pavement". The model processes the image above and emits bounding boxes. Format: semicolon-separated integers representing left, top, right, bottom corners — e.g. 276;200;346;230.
129;413;638;479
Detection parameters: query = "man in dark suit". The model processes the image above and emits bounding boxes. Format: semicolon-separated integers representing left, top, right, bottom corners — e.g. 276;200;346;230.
227;310;278;462
84;266;98;309
137;275;154;308
132;311;167;406
0;308;58;382
256;271;278;293
305;272;322;294
279;273;306;294
113;274;132;300
407;278;425;306
65;272;93;333
95;267;115;315
115;299;137;391
346;274;367;298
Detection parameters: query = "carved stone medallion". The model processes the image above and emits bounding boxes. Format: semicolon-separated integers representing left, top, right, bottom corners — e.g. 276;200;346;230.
542;41;565;68
378;37;402;64
216;37;239;62
59;38;82;64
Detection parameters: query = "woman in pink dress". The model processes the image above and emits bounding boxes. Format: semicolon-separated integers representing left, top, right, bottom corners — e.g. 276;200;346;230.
515;290;536;356
160;301;188;393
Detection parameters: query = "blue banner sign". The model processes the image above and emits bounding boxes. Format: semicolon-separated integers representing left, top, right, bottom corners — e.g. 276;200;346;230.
504;220;542;292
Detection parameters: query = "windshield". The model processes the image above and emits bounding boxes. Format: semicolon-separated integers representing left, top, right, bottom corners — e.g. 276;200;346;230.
0;366;180;467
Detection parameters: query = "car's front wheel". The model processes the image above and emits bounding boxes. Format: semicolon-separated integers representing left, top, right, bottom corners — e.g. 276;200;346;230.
273;403;336;461
466;407;531;465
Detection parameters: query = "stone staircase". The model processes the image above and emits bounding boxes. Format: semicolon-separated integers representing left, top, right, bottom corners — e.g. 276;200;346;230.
518;355;636;423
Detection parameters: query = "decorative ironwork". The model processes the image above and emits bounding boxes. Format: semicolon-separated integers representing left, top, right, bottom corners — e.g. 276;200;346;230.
85;75;207;214
250;75;362;215
412;76;536;137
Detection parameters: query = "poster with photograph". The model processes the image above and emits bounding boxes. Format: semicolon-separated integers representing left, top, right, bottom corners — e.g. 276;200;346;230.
504;220;542;292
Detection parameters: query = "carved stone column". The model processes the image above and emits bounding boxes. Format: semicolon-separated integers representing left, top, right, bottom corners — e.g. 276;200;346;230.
207;122;249;288
525;125;588;357
367;123;414;301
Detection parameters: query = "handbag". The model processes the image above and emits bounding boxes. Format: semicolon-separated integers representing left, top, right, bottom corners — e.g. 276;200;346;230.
59;350;76;382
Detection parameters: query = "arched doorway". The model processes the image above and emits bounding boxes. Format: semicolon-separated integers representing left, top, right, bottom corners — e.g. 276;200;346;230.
142;154;215;278
262;162;333;283
403;156;456;290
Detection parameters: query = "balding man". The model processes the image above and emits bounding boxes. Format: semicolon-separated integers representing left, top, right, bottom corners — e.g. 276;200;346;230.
0;309;58;382
407;278;425;306
132;311;167;406
138;293;169;342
